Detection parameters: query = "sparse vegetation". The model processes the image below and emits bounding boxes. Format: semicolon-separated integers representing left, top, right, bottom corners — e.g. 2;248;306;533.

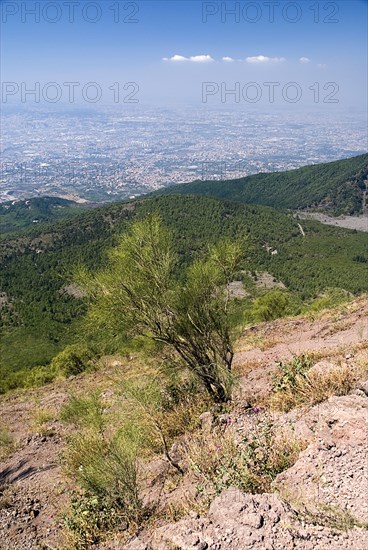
64;492;122;550
296;503;368;532
1;295;368;548
31;407;57;436
62;396;142;548
272;354;315;393
60;392;105;433
186;413;305;505
269;354;366;411
60;365;211;546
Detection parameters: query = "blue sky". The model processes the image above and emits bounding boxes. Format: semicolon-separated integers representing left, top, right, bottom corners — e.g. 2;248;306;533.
1;0;367;109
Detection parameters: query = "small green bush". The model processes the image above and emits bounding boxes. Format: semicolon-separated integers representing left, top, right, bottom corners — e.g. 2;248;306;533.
50;344;95;377
60;392;105;432
0;370;25;393
80;433;140;513
64;492;124;550
306;288;351;313
24;364;57;387
62;389;143;546
0;364;57;394
250;290;302;322
272;354;314;393
78;215;246;402
64;430;141;528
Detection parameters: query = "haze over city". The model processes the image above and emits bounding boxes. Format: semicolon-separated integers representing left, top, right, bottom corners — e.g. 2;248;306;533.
1;1;367;201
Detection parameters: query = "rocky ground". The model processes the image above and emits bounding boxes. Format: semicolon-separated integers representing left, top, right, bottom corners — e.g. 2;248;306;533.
124;383;368;549
0;298;367;549
125;487;367;550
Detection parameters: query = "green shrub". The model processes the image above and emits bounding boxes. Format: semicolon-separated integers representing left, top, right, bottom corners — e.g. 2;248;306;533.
60;392;105;432
0;342;96;394
272;354;314;393
306;288;352;313
64;430;141;528
78;215;246;402
64;492;125;550
62;389;144;546
0;370;26;393
24;364;57;387
80;433;140;512
50;344;95;377
250;290;302;322
0;364;57;394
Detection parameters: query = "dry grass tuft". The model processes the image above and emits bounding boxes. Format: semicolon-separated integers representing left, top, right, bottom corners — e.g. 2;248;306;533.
290;501;368;532
0;423;15;461
268;358;368;412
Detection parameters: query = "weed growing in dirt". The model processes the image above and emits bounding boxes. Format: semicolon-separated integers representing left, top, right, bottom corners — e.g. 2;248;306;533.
186;413;305;506
64;489;139;550
272;354;314;393
61;366;210;547
31;407;57;436
63;427;142;549
60;385;144;547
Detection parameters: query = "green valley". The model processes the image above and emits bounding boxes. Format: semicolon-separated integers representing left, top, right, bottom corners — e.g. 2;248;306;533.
0;191;367;391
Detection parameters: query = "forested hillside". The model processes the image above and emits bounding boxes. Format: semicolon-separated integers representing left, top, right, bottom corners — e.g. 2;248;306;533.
158;153;368;215
1;194;368;387
0;196;86;234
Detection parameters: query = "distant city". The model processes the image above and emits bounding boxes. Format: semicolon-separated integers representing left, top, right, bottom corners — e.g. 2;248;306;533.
1;106;367;203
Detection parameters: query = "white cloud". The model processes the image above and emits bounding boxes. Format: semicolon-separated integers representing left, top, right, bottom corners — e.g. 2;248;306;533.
246;55;286;63
162;54;188;62
162;54;288;64
317;63;327;69
299;57;311;64
190;54;214;63
162;54;214;63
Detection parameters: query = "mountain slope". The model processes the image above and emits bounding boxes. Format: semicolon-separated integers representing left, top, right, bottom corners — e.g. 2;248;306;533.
1;194;368;382
0;296;367;549
158;153;368;215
